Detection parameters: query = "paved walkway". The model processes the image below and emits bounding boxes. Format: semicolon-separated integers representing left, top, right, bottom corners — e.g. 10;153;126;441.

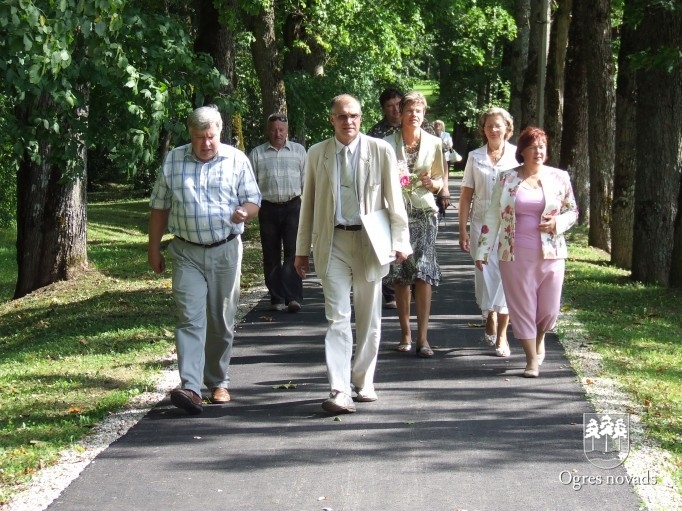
47;179;642;511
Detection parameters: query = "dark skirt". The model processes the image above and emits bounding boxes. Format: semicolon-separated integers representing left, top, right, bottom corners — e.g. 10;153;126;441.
388;208;441;286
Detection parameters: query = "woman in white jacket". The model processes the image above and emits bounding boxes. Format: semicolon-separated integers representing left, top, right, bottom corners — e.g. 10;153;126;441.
459;107;517;357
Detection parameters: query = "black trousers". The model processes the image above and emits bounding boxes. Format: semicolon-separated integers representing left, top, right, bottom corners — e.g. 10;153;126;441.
259;198;303;305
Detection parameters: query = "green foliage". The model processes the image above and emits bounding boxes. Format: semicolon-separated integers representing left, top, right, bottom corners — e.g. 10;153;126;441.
0;1;234;193
425;0;516;136
0;97;17;228
279;0;428;146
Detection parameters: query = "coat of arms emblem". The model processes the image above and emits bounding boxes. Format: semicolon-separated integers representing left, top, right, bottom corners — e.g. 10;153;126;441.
583;413;630;469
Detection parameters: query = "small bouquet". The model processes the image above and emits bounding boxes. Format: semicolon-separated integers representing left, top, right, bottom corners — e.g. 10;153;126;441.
397;159;420;209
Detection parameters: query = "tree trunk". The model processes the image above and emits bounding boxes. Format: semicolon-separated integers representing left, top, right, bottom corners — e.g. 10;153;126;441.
283;11;325;77
14;96;88;299
195;0;238;145
559;1;589;225
508;0;530;141
520;0;544;130
585;0;615;252
246;4;286;119
610;3;637;270
544;0;572;166
631;2;682;286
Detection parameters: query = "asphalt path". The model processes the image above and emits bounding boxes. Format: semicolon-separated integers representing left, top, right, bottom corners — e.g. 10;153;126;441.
46;178;642;511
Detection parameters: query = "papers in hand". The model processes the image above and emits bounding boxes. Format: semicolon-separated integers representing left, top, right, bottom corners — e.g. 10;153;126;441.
360;208;396;266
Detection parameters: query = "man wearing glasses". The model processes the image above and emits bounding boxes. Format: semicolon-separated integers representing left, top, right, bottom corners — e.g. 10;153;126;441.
294;94;411;414
249;113;307;313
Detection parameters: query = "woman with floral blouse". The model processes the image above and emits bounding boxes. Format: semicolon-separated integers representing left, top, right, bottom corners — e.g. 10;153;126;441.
475;127;578;377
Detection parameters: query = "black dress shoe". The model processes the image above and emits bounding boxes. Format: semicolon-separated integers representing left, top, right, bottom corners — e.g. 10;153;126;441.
170;388;203;414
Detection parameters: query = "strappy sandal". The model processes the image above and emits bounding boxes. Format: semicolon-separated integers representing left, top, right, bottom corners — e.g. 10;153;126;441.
416;344;434;358
395;342;412;352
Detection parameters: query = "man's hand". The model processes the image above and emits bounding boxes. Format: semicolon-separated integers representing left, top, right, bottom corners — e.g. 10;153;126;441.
231;206;248;224
294;255;310;279
394;251;408;264
148;248;166;274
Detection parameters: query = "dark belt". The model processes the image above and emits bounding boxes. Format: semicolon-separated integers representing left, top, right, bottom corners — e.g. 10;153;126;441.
334;224;362;231
175;233;237;248
262;196;300;205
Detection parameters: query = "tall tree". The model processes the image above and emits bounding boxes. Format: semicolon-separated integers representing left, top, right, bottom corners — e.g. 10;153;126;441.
610;2;638;270
3;1;120;298
544;0;572;166
508;0;530;138
631;0;682;286
196;0;239;145
242;1;287;119
518;0;546;130
559;0;590;224
585;0;615;252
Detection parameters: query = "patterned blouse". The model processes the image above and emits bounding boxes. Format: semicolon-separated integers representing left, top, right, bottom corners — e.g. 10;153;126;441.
476;165;578;261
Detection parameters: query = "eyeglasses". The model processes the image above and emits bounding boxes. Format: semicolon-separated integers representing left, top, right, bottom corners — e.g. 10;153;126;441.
332;113;361;122
268;114;288;123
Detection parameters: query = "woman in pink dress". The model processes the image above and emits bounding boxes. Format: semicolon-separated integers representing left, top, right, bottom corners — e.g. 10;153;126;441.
475;127;578;377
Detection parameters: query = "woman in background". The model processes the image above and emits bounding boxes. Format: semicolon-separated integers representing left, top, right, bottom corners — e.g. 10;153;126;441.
459;107;517;357
475;127;578;377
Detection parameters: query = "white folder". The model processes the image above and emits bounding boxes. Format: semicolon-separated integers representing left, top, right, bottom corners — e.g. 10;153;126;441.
360;208;396;266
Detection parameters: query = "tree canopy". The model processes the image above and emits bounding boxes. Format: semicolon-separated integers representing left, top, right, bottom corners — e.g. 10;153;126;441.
1;0;681;293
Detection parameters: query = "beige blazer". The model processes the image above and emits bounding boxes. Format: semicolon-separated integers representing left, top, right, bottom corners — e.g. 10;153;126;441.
385;129;444;211
295;134;411;281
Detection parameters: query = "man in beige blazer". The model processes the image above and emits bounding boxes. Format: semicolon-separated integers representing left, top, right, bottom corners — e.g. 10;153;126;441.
294;94;411;414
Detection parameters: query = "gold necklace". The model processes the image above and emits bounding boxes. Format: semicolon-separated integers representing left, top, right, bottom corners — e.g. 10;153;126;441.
488;144;503;164
519;167;541;188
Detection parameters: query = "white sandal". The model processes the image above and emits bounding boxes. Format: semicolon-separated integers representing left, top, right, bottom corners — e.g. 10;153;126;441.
484;333;497;346
495;342;510;357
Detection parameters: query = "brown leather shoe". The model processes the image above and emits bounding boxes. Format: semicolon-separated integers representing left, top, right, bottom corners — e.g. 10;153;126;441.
210;387;231;404
170;388;203;415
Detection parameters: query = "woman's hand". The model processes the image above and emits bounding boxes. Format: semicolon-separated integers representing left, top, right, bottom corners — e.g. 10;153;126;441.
539;214;557;234
420;173;435;192
459;231;470;253
475;259;486;271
